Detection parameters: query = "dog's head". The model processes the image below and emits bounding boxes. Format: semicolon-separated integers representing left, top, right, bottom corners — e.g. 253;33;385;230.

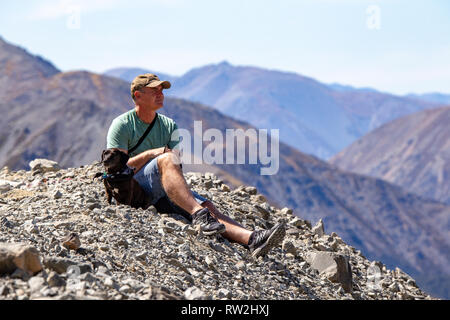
101;148;130;173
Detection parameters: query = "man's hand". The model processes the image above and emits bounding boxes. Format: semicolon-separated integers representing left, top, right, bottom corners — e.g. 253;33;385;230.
163;147;182;167
125;147;165;173
119;146;181;173
163;146;181;157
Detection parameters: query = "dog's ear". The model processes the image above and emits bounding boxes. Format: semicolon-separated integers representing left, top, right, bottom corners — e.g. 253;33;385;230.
101;149;108;162
119;151;130;166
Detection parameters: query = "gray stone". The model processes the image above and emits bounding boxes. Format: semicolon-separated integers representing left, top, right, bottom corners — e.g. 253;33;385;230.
244;186;257;195
205;256;216;270
79;272;98;283
208;241;225;253
11;267;31;280
217;288;232;299
290;217;306;228
28;276;46;293
235;261;246;270
184;286;209;300
147;285;183;300
0;284;10;296
306;251;353;293
47;271;65;287
104;277;118;290
29;159;61;173
53;190;63;199
26;224;39;234
312;219;325;237
40;287;58;297
0;182;11;194
167;258;189;274
0;217;14;229
204;172;215;180
253;203;271;220
135;251;147;260
96;266;112;276
43;257;91;274
282;240;297;256
280;207;293;215
0;243;42;275
119;285;131;293
203;180;213;189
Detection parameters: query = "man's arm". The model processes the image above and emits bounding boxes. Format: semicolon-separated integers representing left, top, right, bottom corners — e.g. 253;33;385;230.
121;146;181;173
119;147;165;173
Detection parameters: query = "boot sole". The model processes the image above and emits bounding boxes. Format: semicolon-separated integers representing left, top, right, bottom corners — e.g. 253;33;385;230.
251;224;286;258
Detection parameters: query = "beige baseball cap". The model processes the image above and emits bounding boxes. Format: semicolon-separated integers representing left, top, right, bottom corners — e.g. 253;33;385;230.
130;73;171;100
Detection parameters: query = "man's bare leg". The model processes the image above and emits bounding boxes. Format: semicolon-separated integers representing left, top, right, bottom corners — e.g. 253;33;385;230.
158;152;203;214
201;201;252;245
157;152;252;245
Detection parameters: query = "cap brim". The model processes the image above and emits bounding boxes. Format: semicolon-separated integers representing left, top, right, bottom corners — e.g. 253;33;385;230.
146;80;171;89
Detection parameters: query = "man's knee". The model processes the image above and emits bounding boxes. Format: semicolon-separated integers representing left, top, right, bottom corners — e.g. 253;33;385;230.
157;152;181;173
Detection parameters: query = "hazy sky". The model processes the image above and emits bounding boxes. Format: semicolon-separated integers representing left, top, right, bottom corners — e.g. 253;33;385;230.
1;0;449;95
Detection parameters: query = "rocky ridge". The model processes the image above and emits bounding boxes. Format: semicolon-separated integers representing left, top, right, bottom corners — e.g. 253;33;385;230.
0;160;435;300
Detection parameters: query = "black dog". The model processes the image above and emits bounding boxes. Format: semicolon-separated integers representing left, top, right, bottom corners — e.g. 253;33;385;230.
94;148;151;210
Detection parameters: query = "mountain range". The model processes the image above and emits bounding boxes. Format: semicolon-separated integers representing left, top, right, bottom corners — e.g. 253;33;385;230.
104;67;178;84
104;63;438;160
330;106;450;205
406;93;450;105
1;36;449;298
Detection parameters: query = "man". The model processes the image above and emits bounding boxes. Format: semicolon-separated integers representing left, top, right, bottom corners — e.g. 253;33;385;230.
106;73;285;258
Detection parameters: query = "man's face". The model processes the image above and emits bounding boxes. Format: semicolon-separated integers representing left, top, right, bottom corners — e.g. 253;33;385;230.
135;84;164;110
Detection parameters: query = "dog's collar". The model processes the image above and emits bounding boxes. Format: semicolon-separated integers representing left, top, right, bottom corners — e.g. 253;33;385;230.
100;166;135;182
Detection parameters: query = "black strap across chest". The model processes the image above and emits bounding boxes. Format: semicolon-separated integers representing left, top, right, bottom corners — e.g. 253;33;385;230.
129;113;158;154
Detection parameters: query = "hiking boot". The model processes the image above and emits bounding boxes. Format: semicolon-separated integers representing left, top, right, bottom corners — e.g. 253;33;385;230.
192;208;226;236
248;223;286;258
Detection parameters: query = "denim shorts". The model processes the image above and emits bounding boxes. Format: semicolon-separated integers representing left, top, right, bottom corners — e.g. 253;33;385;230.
133;155;208;220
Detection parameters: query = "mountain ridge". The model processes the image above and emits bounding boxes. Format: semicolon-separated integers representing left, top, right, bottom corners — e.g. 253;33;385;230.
104;63;437;160
1;35;449;298
330;106;450;205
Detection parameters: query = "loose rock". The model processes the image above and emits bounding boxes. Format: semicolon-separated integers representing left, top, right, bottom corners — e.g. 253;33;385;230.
306;251;353;293
0;163;437;301
0;243;42;275
62;233;81;251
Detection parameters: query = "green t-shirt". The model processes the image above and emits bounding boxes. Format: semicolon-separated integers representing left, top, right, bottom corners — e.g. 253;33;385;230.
106;109;180;157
